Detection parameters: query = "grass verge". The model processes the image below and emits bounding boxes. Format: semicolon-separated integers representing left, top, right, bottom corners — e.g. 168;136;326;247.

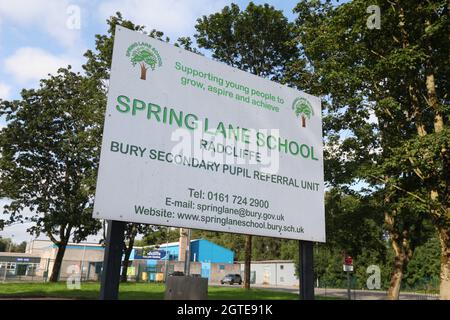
0;282;337;300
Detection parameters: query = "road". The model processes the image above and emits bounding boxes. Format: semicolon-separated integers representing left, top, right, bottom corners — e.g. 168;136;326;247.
212;283;439;300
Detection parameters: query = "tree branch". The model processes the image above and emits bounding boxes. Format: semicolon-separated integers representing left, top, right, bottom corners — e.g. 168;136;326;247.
369;174;427;203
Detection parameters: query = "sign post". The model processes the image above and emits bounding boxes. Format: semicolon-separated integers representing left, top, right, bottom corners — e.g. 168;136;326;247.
343;255;353;300
299;241;314;300
99;220;125;300
93;26;326;300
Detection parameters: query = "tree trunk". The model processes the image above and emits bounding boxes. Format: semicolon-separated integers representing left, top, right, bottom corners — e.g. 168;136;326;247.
49;240;68;282
425;68;449;299
121;236;135;283
244;235;252;289
301;116;306;127
121;224;138;283
425;72;444;133
140;63;147;80
414;69;450;299
387;251;406;300
437;226;450;300
384;207;412;300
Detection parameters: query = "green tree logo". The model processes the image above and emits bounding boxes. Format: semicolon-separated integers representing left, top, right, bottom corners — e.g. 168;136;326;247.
126;42;162;80
292;97;314;127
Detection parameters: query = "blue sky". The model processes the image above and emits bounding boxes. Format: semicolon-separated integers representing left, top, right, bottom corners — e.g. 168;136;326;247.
0;0;302;116
0;0;312;243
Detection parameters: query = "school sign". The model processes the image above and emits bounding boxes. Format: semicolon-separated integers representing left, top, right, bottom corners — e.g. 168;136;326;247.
93;26;325;242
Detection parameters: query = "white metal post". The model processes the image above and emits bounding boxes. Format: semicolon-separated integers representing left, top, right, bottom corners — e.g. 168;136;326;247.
80;244;86;282
185;229;191;276
164;226;169;281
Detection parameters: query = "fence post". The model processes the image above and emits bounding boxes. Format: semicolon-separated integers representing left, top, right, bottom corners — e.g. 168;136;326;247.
2;262;7;283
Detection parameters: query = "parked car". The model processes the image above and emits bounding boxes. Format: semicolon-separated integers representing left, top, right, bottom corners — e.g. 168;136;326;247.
220;274;242;285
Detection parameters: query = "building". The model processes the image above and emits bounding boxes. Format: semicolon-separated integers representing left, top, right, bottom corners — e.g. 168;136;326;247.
157;238;234;263
238;260;298;287
130;239;239;283
0;252;41;279
1;238;239;283
26;239;104;281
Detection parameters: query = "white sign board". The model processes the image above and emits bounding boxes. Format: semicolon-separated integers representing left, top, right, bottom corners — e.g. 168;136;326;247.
93;26;325;242
343;265;354;272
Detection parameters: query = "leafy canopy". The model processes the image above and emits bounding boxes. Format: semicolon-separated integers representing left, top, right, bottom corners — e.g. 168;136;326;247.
0;67;102;244
293;98;314;119
131;48;157;69
195;2;299;79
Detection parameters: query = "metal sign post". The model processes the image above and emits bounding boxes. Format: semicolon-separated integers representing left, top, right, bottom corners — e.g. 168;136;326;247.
299;241;314;300
343;254;354;300
99;220;125;300
347;272;351;300
185;229;191;276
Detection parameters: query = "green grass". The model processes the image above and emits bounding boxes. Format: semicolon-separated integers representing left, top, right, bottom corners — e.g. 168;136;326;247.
0;282;336;300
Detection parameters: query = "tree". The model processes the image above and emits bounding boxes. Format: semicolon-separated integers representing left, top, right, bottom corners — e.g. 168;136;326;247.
300;188;387;288
0;68;103;281
195;1;299;289
130;47;158;80
121;223;158;282
83;12;178;83
292;0;449;299
383;190;431;299
293;97;314;127
139;227;180;246
11;241;27;253
404;236;441;291
0;237;11;252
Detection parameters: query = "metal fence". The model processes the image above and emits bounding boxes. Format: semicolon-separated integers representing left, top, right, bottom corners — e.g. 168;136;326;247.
0;259;191;283
0;258;103;283
316;278;439;300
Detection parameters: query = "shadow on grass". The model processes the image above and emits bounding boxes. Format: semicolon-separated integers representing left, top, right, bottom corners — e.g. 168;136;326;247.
208;288;297;300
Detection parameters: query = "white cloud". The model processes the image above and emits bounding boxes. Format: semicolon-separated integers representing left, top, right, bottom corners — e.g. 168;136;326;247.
0;0;83;49
0;82;11;100
98;0;229;38
4;47;81;85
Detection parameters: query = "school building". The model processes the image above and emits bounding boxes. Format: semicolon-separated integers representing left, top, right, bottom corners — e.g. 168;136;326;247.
1;239;299;286
129;239;239;283
238;260;299;287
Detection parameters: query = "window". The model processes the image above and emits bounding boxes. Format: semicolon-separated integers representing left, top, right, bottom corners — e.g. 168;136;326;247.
280;277;284;282
280;265;284;270
219;265;225;270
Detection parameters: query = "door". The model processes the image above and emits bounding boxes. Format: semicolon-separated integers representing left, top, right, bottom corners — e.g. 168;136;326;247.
201;262;211;278
263;266;271;284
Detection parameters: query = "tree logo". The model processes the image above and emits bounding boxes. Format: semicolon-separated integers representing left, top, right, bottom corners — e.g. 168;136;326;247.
292;97;314;127
126;42;162;80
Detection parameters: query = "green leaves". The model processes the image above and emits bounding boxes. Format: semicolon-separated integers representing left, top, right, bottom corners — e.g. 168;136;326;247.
195;2;298;79
0;68;102;243
295;102;314;119
290;0;449;295
130;48;157;69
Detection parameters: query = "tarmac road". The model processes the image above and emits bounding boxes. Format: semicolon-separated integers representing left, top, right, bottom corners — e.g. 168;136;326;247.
212;283;439;300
